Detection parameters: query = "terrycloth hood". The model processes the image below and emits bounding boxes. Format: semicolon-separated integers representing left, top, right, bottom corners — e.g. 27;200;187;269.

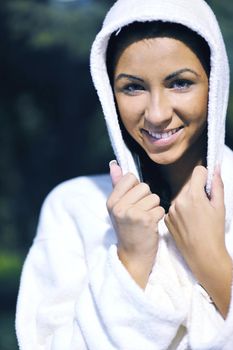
90;0;229;193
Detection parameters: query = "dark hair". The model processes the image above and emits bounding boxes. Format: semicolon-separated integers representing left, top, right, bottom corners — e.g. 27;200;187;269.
106;21;210;211
107;21;210;83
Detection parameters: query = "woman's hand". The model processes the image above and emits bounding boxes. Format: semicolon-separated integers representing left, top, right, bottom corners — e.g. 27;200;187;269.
165;165;232;318
107;161;165;288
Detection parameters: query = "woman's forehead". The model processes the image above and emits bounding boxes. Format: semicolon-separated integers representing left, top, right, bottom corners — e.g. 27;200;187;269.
114;37;207;79
107;22;210;78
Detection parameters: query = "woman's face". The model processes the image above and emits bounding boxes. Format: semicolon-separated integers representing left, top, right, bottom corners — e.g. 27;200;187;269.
113;37;209;165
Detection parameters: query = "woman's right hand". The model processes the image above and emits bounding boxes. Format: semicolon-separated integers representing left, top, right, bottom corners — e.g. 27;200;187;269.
107;161;165;288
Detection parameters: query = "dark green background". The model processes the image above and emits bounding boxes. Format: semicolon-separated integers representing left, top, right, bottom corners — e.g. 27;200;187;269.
0;1;232;349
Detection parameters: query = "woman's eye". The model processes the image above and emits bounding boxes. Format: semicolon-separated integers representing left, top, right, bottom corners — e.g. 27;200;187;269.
122;83;145;94
170;79;193;90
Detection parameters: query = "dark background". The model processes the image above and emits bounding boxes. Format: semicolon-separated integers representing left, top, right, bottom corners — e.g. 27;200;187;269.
0;1;232;349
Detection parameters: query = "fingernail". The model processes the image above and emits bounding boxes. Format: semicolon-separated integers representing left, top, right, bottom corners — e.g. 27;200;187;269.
109;160;118;168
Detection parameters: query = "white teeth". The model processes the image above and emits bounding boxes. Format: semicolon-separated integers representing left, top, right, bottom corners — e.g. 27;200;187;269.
148;128;180;139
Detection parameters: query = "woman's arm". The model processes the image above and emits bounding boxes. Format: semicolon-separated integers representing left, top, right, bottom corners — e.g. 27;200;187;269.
107;161;164;288
165;165;233;318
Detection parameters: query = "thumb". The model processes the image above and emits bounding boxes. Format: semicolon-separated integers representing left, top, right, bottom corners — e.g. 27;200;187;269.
210;166;224;208
109;160;123;187
189;165;208;197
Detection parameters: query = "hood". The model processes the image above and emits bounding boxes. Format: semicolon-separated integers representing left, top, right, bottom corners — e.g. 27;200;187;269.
90;0;229;193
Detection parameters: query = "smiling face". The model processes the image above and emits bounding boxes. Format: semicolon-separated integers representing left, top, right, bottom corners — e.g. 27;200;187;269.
113;37;209;165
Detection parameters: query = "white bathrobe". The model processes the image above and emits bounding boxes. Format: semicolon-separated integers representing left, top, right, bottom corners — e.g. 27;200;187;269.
16;0;233;349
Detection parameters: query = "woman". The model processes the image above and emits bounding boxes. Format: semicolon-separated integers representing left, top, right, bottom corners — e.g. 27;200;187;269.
16;0;233;349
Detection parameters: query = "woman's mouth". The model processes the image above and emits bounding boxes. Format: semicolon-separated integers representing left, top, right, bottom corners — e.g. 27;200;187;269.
147;127;183;140
142;126;184;147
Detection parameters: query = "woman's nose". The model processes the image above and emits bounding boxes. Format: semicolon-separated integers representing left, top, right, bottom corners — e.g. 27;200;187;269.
144;90;172;127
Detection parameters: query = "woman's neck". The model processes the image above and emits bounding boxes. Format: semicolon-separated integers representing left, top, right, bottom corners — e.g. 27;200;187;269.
139;131;207;211
159;134;207;200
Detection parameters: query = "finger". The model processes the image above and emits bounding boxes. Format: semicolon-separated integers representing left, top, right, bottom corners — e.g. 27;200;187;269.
109;160;123;187
164;212;176;235
210;166;224;208
136;193;160;211
164;213;172;231
118;182;151;206
189;165;208;197
107;171;139;208
150;206;165;222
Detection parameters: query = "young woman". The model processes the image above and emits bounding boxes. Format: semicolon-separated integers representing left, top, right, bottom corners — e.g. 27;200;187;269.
16;0;233;349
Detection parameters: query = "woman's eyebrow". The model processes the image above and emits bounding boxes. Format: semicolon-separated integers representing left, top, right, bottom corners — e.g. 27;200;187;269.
165;68;200;81
115;73;144;82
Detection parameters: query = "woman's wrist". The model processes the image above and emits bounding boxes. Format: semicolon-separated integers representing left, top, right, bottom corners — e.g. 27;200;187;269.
195;250;233;318
117;245;158;289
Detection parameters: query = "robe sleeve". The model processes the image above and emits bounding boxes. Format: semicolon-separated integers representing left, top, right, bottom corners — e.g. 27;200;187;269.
144;216;233;350
16;182;88;350
187;219;233;350
16;178;187;350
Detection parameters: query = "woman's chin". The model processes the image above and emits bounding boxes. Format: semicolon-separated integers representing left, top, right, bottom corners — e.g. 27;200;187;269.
146;151;183;166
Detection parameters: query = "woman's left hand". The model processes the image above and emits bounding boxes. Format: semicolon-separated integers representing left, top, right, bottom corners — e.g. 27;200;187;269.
165;165;232;318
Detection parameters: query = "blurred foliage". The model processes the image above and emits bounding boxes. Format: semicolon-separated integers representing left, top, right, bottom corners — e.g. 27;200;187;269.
6;0;106;59
0;312;18;350
0;0;233;348
0;0;114;253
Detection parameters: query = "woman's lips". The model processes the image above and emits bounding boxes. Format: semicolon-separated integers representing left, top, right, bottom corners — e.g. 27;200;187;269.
142;126;184;147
